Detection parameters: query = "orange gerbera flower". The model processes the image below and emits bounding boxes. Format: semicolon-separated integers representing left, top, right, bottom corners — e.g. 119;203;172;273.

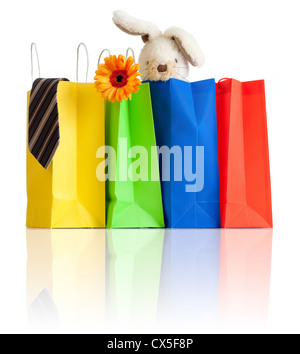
94;55;141;103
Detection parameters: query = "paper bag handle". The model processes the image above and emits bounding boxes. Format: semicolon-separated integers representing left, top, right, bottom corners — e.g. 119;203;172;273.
76;43;89;83
126;48;136;62
31;43;41;83
97;48;136;67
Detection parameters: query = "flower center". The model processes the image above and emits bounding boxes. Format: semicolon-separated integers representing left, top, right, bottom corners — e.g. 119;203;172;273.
110;70;129;88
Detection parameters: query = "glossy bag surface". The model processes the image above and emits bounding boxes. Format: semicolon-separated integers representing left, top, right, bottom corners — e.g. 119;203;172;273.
27;82;106;228
149;79;221;228
105;83;165;228
216;79;273;228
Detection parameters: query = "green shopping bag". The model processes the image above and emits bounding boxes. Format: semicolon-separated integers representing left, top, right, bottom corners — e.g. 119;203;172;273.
104;83;165;228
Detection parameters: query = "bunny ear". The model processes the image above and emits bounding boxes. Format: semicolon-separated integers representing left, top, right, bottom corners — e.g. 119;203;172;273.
113;10;162;43
165;27;204;67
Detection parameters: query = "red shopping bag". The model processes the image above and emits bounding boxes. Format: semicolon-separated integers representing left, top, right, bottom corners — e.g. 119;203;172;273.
216;79;273;228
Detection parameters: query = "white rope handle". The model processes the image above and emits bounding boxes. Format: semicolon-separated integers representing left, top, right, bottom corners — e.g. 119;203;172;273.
31;43;41;83
98;49;111;66
76;43;89;83
126;48;136;62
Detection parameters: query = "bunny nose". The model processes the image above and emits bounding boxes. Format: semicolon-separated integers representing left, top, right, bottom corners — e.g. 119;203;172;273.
157;65;168;73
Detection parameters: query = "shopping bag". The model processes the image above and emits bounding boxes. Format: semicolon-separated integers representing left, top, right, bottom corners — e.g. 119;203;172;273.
218;229;273;326
158;229;221;326
26;229;106;327
149;79;221;228
27;44;105;228
106;229;165;326
104;82;165;228
216;79;273;228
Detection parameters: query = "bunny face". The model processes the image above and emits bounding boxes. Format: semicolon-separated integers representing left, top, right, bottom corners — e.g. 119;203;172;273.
113;11;204;82
139;36;189;82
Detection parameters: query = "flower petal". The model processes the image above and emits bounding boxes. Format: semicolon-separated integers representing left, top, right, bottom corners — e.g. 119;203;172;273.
96;65;112;76
127;64;140;76
125;56;135;71
107;87;117;102
104;55;118;71
117;55;126;70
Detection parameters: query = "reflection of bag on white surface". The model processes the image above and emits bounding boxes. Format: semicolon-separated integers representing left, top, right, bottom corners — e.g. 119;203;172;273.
106;229;165;327
28;289;59;327
158;229;221;327
26;229;106;327
218;229;273;326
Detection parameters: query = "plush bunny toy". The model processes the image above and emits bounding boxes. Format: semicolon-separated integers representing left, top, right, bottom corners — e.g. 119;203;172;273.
113;11;204;82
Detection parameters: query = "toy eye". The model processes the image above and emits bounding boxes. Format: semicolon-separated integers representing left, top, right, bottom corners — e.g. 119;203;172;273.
175;59;178;63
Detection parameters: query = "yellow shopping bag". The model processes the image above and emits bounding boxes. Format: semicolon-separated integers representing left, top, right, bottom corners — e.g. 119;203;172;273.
27;44;105;228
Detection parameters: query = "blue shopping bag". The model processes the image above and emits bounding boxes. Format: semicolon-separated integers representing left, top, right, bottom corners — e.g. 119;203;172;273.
149;79;221;228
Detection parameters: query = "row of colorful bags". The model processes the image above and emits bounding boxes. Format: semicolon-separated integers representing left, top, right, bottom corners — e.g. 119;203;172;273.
26;44;273;229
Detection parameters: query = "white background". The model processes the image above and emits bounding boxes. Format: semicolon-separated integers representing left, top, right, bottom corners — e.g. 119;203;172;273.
0;0;300;334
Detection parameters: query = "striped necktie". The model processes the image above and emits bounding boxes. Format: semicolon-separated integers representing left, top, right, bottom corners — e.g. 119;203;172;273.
28;78;69;169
